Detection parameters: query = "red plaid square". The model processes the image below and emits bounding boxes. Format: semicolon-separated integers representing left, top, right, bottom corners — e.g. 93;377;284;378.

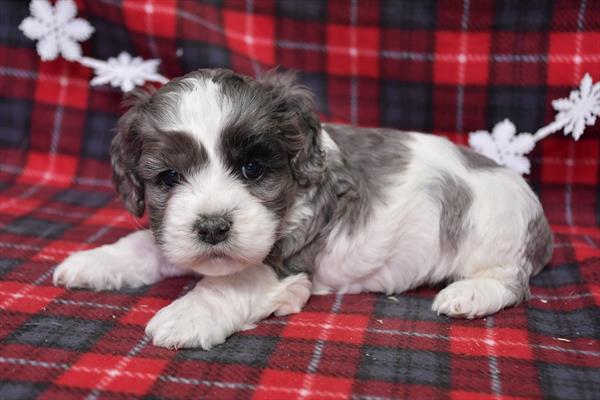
434;32;491;84
540;138;599;185
450;325;533;360
548;32;600;85
179;1;224;44
34;60;90;110
0;282;64;314
283;312;368;344
123;0;177;38
0;196;43;217
254;369;353;399
327;24;379;78
0;47;38;100
573;237;600;261
277;19;326;73
223;10;275;65
84;207;141;229
32;240;91;263
29;105;86;154
451;390;525;400
381;29;434;82
17;152;78;188
56;353;168;395
121;297;172;326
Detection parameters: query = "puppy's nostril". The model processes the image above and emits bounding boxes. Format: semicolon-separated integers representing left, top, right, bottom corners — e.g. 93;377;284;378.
195;215;232;245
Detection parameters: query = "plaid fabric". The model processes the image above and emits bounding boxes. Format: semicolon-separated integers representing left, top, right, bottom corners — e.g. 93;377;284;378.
1;0;599;398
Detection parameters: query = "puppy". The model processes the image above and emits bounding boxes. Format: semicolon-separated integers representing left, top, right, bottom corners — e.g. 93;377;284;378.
53;69;553;349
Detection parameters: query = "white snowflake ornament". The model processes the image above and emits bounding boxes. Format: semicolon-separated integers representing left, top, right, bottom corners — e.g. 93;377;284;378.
469;119;535;174
79;52;168;92
18;0;94;61
551;73;600;141
469;74;599;175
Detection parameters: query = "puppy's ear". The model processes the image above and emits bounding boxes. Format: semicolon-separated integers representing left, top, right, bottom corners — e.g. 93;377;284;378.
110;89;151;217
259;70;325;186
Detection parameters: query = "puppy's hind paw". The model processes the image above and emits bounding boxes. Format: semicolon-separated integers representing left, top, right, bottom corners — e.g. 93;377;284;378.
432;278;519;319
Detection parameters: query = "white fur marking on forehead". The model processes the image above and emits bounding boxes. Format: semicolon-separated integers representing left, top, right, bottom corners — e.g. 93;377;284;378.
175;78;231;159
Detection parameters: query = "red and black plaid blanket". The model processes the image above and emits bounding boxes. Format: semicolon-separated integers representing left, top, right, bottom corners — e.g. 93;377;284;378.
1;1;599;398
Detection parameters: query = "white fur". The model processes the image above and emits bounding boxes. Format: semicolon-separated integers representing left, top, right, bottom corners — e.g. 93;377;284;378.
54;231;311;350
153;81;280;277
53;230;182;290
162;161;278;276
53;81;545;349
313;131;541;317
169;78;229;158
145;264;311;349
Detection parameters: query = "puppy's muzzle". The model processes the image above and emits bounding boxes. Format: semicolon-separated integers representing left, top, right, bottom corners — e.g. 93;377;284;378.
194;215;231;245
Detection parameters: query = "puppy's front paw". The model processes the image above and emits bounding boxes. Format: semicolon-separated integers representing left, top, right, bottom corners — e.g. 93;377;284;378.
272;273;312;317
53;246;159;291
145;296;228;350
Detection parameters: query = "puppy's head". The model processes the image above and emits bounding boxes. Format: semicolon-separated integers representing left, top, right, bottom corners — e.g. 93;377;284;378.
111;69;324;276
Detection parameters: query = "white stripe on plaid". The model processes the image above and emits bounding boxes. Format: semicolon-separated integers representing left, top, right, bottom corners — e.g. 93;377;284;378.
84;336;151;400
299;294;344;398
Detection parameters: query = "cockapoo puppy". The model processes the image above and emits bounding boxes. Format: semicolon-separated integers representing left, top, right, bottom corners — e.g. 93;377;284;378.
53;69;553;349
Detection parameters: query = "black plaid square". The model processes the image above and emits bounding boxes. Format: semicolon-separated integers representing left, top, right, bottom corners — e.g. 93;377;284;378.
0;258;20;276
4;217;71;239
277;0;327;21
530;263;583;287
538;363;600;399
180;41;230;71
494;0;554;31
11;315;111;351
381;82;433;132
0;381;46;400
299;72;329;115
374;294;446;322
178;334;277;366
54;188;112;208
381;0;437;29
359;346;450;386
0;98;32;147
82;111;116;160
528;308;598;338
0;2;36;47
89;17;135;60
488;86;546;133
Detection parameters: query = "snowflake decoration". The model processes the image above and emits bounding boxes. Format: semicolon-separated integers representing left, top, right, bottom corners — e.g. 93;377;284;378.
551;73;600;141
469;119;535;174
469;73;599;174
18;0;94;61
79;52;168;92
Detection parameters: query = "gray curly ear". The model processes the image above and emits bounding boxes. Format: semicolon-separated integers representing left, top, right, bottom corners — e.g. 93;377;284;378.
258;70;326;187
110;89;151;217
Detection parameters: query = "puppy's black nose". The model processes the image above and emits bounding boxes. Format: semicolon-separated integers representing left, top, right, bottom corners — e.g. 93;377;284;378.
194;215;231;245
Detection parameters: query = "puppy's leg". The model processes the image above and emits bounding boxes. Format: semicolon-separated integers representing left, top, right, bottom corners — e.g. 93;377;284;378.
146;265;311;349
431;266;527;319
53;230;180;290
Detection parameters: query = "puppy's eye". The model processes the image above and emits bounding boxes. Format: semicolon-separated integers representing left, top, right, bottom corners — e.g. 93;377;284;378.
241;162;264;180
158;169;181;188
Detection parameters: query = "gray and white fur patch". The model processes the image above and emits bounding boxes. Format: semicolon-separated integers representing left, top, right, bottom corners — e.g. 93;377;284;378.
269;124;413;277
